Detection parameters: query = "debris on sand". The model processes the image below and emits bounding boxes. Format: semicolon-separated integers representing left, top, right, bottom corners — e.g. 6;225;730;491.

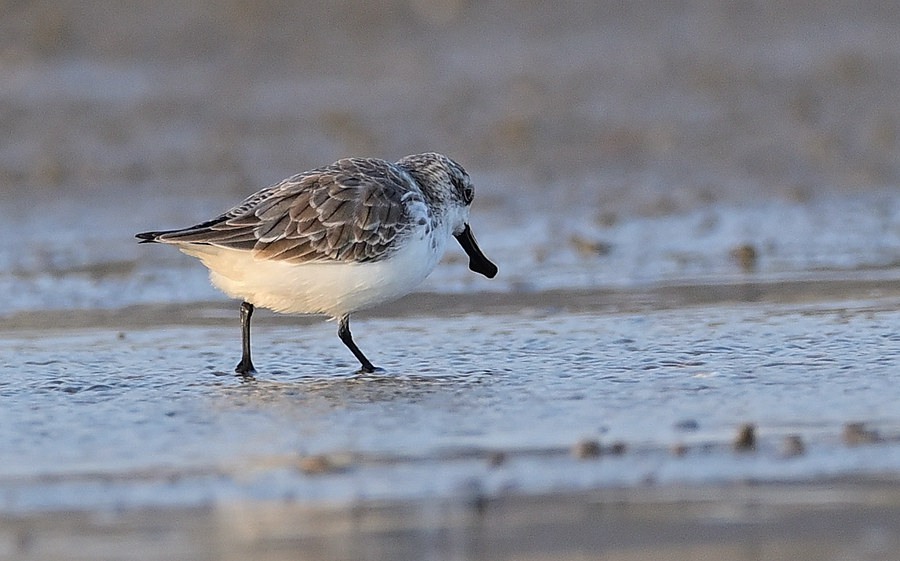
733;423;757;452
671;442;689;457
608;441;627;455
296;454;349;475
569;234;612;257
781;435;806;458
843;422;880;446
730;244;758;272
572;438;602;459
487;451;507;468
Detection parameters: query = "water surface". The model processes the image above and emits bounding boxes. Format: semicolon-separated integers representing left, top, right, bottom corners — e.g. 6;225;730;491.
3;287;899;512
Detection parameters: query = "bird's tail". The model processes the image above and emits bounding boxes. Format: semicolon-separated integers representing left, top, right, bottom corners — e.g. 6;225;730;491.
135;231;164;243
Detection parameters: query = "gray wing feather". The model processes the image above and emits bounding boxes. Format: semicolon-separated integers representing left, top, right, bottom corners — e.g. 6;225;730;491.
153;159;423;263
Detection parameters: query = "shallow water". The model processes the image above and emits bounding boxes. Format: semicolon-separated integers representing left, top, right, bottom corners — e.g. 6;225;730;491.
3;1;900;528
3;141;900;518
3;187;900;314
3;289;899;512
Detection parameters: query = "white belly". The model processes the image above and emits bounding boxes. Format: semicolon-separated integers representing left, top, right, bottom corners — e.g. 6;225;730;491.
179;228;447;318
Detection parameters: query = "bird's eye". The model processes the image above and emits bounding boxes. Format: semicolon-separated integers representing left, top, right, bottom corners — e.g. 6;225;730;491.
462;184;474;204
450;171;474;204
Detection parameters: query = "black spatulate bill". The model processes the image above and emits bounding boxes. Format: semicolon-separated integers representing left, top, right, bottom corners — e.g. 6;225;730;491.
454;224;498;278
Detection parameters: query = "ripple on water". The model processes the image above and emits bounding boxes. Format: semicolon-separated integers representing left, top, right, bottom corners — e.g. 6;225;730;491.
0;302;899;510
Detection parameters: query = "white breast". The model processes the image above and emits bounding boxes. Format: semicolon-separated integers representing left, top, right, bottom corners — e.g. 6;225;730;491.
178;218;448;318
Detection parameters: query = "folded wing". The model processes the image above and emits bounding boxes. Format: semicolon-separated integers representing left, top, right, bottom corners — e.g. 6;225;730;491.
137;159;422;264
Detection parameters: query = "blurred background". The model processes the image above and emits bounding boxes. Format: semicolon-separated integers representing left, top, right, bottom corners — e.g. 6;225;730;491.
3;0;900;314
4;0;900;200
3;3;900;557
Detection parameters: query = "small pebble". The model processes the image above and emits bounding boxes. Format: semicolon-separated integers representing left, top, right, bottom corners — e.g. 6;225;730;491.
297;455;340;475
595;211;618;228
572;438;602;459
733;423;756;451
607;441;627;455
671;443;689;457
569;234;612;257
781;435;806;457
730;244;758;272
487;451;507;468
843;422;880;446
674;419;699;431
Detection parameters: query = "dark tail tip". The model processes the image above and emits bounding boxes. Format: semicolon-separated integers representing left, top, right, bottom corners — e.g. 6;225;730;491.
135;231;161;244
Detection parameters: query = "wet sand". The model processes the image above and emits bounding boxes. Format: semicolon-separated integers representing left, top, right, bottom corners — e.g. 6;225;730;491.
3;283;900;560
3;479;900;561
4;1;900;559
8;272;900;328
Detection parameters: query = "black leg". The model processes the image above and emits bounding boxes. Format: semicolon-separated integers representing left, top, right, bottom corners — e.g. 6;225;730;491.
338;314;376;373
235;301;257;375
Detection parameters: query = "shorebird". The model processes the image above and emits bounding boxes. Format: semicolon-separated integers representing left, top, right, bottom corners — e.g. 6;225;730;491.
136;152;497;375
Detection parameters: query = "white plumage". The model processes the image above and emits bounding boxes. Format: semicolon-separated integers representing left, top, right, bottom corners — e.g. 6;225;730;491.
137;152;497;374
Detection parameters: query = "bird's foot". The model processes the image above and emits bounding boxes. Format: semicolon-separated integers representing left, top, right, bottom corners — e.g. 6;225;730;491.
235;358;257;377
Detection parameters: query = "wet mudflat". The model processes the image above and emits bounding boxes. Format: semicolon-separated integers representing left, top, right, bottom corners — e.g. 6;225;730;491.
5;1;900;558
2;284;900;559
3;190;900;560
3;285;900;509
